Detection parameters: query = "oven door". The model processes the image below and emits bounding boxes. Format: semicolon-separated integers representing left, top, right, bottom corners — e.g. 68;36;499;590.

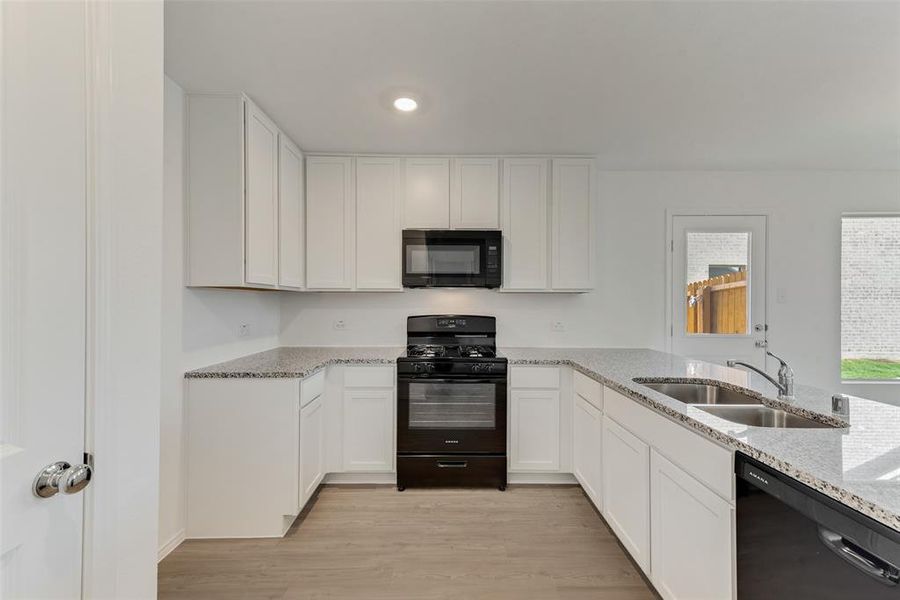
402;230;500;288
397;376;507;454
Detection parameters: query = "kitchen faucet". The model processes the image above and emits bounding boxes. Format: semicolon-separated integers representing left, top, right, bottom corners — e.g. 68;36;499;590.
727;351;795;401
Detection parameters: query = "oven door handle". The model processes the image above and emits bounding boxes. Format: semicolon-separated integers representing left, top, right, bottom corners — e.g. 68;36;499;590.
398;377;506;384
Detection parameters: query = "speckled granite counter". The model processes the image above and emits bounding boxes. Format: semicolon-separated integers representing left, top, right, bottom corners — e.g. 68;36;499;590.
184;346;404;379
186;346;900;532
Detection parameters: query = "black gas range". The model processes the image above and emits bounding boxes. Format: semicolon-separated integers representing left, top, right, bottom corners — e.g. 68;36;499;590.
396;315;508;491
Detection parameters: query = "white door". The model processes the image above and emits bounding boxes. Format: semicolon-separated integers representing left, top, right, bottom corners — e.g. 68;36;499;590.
451;158;499;229
306;156;355;289
509;390;560;471
342;389;394;472
278;135;305;289
356;157;401;290
501;158;549;290
671;215;768;366
650;450;734;600
551;158;594;290
602;415;651;573
403;158;450;228
244;100;279;287
1;1;91;595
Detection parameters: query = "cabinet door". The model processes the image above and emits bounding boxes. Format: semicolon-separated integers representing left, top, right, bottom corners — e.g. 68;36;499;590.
501;158;549;290
551;158;594;290
343;389;394;472
451;157;499;229
573;394;602;507
306;156;354;289
244;100;279;286
509;389;560;471
278;135;304;289
356;157;401;289
651;450;734;600
299;395;324;508
403;158;450;228
602;415;650;573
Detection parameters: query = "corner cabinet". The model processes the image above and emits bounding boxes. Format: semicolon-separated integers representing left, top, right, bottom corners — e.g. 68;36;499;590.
185;93;302;290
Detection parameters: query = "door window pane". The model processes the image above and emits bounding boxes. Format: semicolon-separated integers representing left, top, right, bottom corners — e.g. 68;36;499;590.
685;232;750;335
841;216;900;380
408;382;495;429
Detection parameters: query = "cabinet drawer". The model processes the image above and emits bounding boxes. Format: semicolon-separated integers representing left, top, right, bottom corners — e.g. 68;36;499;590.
574;371;603;410
300;370;325;407
510;366;560;389
344;365;395;388
605;387;733;502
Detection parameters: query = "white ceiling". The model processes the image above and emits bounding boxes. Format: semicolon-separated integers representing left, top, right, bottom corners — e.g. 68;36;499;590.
165;1;900;170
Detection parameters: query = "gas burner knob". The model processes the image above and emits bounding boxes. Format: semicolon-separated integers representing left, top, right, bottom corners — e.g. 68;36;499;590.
413;363;424;373
425;363;435;373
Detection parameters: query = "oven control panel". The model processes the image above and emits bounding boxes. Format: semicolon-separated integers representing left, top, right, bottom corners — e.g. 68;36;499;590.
437;318;467;329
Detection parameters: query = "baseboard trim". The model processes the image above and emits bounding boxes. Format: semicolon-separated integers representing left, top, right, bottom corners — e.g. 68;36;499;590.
157;529;185;562
508;472;578;485
323;472;397;485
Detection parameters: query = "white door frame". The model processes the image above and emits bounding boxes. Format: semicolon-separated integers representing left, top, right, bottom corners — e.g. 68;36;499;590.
81;1;163;598
664;209;771;358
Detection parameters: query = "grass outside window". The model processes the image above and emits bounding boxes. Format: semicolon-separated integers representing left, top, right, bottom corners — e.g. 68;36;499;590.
841;359;900;381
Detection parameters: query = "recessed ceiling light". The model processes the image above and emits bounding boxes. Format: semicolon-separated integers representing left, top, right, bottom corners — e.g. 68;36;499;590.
393;97;418;112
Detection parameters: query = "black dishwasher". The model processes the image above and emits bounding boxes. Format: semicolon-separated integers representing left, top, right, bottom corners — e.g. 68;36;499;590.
736;453;900;598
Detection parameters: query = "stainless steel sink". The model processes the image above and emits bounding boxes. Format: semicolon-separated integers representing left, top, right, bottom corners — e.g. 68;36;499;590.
636;381;763;405
696;405;834;429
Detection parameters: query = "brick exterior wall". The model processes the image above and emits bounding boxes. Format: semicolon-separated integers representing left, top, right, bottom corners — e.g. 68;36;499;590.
686;232;749;284
841;217;900;360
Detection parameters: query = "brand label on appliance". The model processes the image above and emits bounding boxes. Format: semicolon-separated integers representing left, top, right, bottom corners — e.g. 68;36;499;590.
444;440;459;444
747;469;769;486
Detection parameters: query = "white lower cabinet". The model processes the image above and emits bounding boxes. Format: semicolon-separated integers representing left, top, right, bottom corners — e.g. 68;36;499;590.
602;414;651;573
342;366;395;472
299;395;324;508
650;450;735;600
509;388;561;471
573;394;602;508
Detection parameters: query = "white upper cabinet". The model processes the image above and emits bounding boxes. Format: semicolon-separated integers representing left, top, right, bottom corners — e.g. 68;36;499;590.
185;93;303;290
403;158;450;228
244;100;279;286
356;157;402;290
501;158;549;290
306;156;355;290
451;158;500;229
277;135;304;289
551;158;595;290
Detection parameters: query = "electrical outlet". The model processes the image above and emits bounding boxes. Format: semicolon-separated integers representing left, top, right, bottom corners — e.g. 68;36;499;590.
333;320;347;330
238;323;250;338
551;321;566;332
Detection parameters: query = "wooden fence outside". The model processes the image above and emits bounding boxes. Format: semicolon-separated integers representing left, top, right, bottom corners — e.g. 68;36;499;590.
686;271;747;334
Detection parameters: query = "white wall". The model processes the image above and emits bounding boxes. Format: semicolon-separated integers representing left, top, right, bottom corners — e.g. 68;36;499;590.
281;170;900;405
159;77;282;557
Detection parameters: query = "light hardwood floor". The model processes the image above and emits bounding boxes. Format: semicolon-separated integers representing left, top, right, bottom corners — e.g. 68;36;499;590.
159;486;656;600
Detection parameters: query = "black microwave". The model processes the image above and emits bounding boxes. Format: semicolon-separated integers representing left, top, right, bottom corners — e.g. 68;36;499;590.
402;230;502;288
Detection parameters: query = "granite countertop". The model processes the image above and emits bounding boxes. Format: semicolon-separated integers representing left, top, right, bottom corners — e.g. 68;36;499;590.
186;346;900;532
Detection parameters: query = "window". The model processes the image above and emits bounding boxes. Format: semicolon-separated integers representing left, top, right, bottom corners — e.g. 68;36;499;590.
841;216;900;381
685;232;750;334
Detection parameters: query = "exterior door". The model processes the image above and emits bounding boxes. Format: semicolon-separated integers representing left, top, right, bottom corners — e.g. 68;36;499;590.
671;215;768;366
1;0;89;595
